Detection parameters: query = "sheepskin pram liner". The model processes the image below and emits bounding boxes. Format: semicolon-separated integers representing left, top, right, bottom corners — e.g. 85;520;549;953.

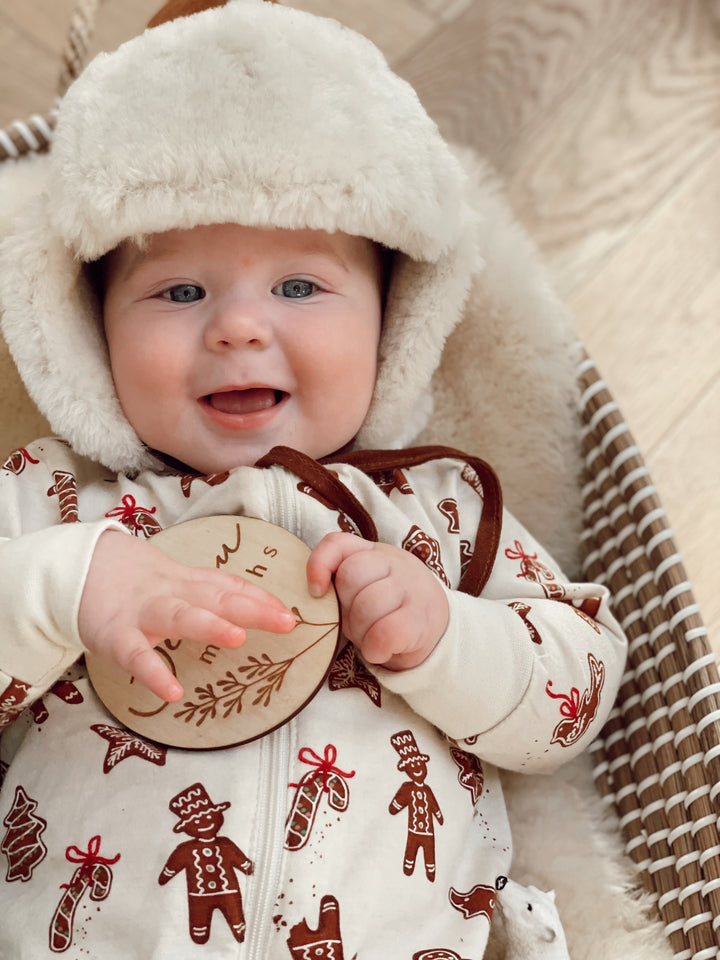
1;3;719;958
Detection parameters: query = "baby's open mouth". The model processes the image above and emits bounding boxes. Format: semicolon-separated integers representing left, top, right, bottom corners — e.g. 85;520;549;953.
205;388;286;415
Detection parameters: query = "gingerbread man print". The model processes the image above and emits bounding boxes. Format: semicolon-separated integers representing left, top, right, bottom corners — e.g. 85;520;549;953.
159;783;254;945
389;731;443;882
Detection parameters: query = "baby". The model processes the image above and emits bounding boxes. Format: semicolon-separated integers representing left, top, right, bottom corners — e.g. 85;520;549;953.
84;223;448;704
0;1;626;957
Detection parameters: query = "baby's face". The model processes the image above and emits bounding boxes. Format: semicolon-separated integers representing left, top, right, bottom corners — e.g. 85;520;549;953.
103;224;383;473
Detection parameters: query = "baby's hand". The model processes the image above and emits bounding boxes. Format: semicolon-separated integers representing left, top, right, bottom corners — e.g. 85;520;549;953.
79;530;296;702
307;533;449;671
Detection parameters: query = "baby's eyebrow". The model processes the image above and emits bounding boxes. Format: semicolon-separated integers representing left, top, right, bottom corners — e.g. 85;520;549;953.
116;246;181;283
113;239;351;281
284;248;350;273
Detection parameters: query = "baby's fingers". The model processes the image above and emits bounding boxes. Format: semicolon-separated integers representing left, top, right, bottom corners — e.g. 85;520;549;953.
112;627;184;702
181;572;297;635
307;532;375;597
142;596;247;649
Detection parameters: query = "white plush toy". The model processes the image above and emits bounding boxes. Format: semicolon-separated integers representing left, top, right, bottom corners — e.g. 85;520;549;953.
495;877;571;960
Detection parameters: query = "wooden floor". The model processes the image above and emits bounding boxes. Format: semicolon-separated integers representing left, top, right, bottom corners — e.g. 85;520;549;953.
1;0;718;647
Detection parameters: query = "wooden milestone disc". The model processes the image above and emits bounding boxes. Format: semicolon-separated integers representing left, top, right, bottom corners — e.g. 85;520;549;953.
86;515;340;749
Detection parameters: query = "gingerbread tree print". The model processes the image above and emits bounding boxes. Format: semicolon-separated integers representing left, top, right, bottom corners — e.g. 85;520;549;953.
1;785;47;881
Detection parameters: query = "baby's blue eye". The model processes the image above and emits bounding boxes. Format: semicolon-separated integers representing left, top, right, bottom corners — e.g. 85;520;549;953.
162;284;205;303
275;279;316;299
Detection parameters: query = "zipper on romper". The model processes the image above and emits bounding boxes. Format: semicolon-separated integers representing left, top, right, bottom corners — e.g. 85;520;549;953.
244;724;292;958
243;466;300;956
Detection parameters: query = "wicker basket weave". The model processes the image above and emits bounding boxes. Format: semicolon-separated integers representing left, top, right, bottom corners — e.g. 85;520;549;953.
580;355;719;960
1;4;717;958
0;0;103;160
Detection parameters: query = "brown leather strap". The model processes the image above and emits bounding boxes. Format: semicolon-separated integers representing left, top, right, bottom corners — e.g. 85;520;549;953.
260;445;503;598
322;446;503;598
256;446;379;542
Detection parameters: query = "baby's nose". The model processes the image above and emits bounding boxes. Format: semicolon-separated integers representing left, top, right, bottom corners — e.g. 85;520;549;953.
204;299;272;350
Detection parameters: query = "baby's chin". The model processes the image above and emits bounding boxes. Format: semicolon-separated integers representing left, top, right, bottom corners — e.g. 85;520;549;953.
149;439;355;477
146;446;257;477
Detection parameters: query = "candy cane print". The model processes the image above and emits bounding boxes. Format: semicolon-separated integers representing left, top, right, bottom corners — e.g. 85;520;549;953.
50;867;91;952
285;745;355;851
46;471;80;524
88;861;114;901
49;836;120;952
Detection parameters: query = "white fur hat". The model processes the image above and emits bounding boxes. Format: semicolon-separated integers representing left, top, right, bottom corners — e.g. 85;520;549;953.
0;0;480;474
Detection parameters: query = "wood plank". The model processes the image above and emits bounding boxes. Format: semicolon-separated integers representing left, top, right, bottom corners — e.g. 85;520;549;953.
567;148;720;454
281;0;436;63
0;14;62;122
0;1;156;125
2;0;77;54
396;0;656;163
412;0;472;20
500;0;720;293
89;0;159;59
398;0;720;294
648;377;720;650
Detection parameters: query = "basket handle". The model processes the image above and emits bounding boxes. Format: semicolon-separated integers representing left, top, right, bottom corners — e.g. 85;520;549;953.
0;0;103;161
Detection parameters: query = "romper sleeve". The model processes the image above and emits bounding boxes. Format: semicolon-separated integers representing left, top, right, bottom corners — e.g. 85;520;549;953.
370;456;627;774
0;445;124;729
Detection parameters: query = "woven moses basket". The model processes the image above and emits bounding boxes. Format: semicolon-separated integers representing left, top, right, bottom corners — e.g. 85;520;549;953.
0;2;717;958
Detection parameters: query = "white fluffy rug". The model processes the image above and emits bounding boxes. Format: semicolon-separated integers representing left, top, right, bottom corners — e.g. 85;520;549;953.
490;758;673;959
